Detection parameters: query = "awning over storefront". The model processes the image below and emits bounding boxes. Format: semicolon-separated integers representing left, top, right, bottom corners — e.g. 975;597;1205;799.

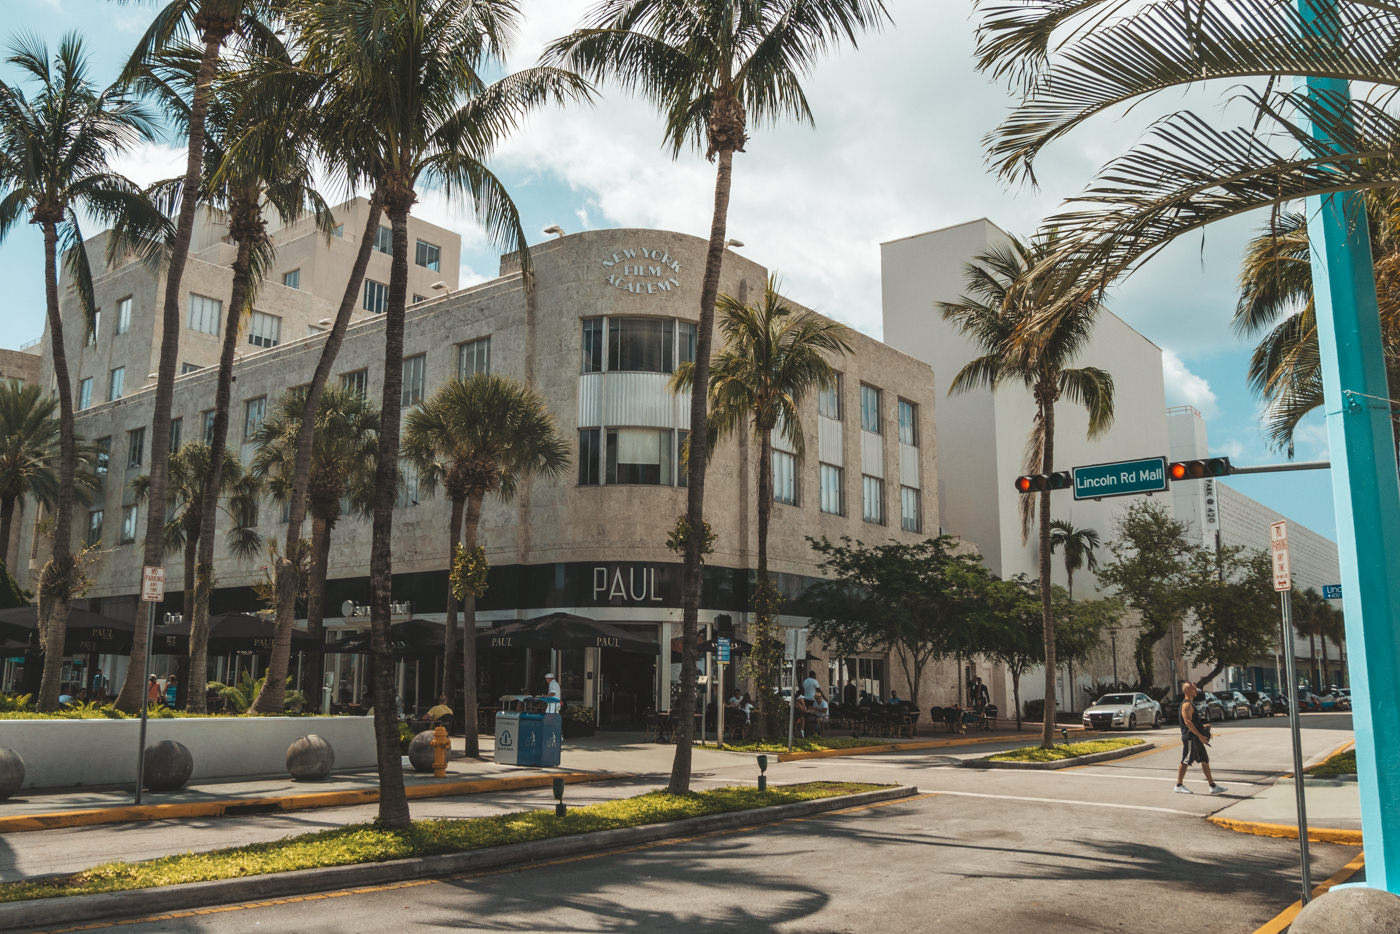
325;619;445;658
152;613;319;656
480;612;660;654
0;606;135;654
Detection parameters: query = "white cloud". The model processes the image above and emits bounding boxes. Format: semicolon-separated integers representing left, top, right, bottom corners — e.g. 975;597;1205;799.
1161;349;1219;418
1291;422;1331;461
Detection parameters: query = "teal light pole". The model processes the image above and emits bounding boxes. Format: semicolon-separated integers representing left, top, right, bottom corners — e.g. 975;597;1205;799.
1299;0;1400;894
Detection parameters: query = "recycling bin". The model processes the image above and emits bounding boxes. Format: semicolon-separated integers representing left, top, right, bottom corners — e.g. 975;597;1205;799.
494;696;562;767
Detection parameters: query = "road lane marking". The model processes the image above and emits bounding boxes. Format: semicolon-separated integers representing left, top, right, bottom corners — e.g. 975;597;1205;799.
1252;850;1366;934
924;789;1197;816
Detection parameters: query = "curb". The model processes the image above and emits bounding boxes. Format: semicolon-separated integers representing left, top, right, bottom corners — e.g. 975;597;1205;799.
0;771;622;834
963;741;1154;770
1208;815;1363;845
774;731;1045;762
0;785;918;931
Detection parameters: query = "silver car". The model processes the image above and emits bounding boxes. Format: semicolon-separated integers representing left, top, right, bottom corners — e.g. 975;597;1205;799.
1082;692;1162;731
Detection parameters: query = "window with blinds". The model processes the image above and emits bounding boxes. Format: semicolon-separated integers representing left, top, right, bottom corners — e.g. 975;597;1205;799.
188;294;222;334
248;311;282;348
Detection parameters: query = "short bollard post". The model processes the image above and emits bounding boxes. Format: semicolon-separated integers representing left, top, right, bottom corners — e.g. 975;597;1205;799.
757;754;768;791
1059;729;1069;746
553;776;566;817
431;726;450;778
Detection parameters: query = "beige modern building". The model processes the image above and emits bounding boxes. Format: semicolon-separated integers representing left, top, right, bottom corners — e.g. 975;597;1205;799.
14;215;945;722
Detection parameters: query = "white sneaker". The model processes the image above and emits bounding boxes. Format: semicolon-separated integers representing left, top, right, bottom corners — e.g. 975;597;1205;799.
1174;785;1193;794
1209;784;1227;795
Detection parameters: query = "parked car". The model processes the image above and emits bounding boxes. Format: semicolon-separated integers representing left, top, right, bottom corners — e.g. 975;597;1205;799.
1240;691;1275;717
1082;692;1162;731
1211;690;1253;720
1267;691;1290;715
1162;692;1224;725
1335;689;1352;710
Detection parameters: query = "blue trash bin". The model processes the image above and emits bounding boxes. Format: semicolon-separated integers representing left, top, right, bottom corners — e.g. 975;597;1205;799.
496;697;562;767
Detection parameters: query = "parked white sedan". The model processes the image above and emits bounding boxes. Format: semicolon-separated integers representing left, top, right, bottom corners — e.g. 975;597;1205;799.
1082;692;1162;731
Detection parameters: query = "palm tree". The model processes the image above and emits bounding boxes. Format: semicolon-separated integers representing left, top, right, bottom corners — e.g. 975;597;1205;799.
547;0;890;793
403;373;569;758
0;382;65;563
942;235;1115;748
673;276;851;737
286;0;588;827
113;0;283;713
1048;520;1100;601
0;34;161;711
252;385;378;707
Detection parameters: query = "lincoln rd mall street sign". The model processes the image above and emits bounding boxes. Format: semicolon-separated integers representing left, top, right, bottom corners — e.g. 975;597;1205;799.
1072;456;1168;501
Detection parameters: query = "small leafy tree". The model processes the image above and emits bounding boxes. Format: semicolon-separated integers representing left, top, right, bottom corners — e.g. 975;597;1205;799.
806;536;992;709
982;575;1042;729
1184;548;1281;689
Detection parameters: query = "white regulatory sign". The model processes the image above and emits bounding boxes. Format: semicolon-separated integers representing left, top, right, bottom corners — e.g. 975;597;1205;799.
1270;521;1291;592
140;566;166;603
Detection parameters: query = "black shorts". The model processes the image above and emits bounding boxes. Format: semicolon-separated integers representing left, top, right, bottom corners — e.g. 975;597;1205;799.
1181;734;1209;766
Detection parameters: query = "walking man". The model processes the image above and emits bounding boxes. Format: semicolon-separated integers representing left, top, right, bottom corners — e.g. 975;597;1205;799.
1176;682;1226;795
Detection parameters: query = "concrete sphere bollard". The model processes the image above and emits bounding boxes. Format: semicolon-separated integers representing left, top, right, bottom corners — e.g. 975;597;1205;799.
142;740;193;792
408;730;438;772
1290;886;1400;934
0;748;24;800
286;734;335;781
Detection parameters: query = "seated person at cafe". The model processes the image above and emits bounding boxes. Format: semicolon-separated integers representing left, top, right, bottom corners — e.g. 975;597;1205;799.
793;694;813;737
812;690;830;735
858;690;874;708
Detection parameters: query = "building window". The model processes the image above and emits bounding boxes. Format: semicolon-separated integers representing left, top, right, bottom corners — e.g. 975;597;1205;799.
181;362;202;374
202;409;216;443
415;239;441;271
373;225;393;254
606;428;674;485
680;322;697;365
898;399;918;446
119;505;138;544
820;464;844;515
457;337;490;378
108;367;125;402
581;318;604;373
401;354;426;407
396;458;419;506
248;311;282;348
188;293;222;335
862;475;885;524
127;427;145;469
773;450;797;506
86;309;100;346
77;378;92;410
413;294;426;304
282;269;300;289
578;429;601;485
94;437;110;483
860;384;881;433
610;318;674;373
818;374;842;420
86;510;103;547
332;223;344;238
244;397;266;441
900;486;922;533
363;279;389;314
169;417;182;453
340;369;369;398
116;297;132;335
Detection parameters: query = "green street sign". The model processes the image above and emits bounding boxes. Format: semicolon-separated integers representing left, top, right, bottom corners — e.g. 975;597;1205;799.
1072;456;1168;500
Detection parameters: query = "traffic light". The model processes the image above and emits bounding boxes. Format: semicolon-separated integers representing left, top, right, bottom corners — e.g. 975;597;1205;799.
1168;457;1232;481
1013;471;1072;493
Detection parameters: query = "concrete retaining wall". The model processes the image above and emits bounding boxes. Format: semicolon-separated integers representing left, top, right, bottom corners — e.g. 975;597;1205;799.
0;716;378;790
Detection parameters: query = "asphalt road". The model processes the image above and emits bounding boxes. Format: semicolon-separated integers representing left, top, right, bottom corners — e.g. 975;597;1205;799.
8;712;1361;933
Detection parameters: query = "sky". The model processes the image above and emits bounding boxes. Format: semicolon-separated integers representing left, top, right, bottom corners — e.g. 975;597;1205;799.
0;0;1341;543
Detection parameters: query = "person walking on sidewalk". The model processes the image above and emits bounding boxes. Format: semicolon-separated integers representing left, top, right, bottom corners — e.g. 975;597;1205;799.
1176;682;1226;795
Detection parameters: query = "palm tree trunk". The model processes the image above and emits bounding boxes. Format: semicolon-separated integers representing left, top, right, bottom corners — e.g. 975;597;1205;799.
366;192;413;828
182;513;199;624
265;193;383;712
200;218;257;715
36;219;74;713
669;144;734;795
461;494;483;758
442;495;465;713
303;513;333;707
182;521;201;709
118;29;224;712
1038;392;1058;748
751;430;775;737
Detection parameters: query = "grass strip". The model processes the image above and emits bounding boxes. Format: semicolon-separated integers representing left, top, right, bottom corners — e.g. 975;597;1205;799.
0;782;886;903
700;737;896;754
1306;748;1356;776
987;738;1144;763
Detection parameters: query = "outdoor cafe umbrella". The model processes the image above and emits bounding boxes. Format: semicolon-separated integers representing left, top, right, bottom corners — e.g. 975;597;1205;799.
152;613;319;656
325;619;446;658
0;606;135;654
479;612;660;655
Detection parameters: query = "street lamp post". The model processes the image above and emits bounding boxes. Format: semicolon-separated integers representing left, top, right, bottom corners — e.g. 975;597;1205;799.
1108;627;1119;687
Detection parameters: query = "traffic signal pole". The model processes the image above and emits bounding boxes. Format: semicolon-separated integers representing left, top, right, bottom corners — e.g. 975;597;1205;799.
1299;0;1400;894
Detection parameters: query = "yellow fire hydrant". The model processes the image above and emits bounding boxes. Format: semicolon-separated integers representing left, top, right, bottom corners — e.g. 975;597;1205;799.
431;725;451;778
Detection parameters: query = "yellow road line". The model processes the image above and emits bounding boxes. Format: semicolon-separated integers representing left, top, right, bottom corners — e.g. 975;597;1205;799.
0;772;619;834
1252;850;1366;934
774;732;1045;761
1209;815;1363;845
30;793;936;934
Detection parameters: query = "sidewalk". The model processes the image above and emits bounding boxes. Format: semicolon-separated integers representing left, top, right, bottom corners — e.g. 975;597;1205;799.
1209;775;1362;843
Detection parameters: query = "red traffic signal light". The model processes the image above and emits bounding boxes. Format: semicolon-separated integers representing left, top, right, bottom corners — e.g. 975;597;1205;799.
1168;457;1232;481
1013;471;1072;493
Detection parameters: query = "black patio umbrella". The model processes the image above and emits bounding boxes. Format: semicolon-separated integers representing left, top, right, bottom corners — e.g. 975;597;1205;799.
152;613;319;655
0;606;135;654
325;619;445;658
479;612;660;655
